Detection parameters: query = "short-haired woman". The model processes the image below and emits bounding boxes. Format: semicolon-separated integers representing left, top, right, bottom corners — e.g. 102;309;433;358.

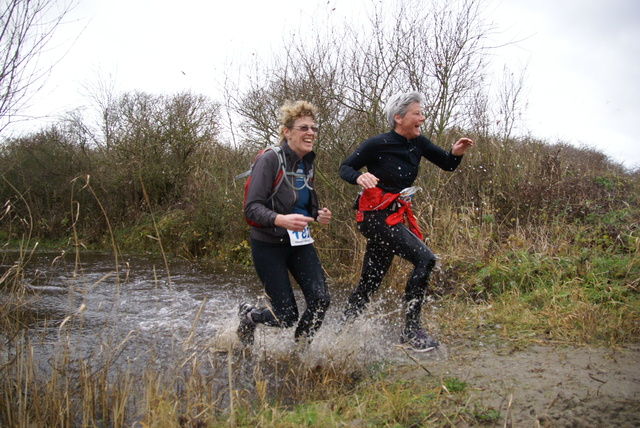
338;91;474;351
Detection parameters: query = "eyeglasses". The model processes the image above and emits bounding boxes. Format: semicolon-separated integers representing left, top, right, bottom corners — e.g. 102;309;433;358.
291;125;319;133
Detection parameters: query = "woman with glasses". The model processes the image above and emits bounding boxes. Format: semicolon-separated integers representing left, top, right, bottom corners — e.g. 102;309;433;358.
338;91;474;351
237;100;332;346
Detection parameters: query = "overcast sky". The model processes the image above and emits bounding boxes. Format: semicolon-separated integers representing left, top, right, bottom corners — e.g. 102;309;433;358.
491;0;640;169
12;0;640;169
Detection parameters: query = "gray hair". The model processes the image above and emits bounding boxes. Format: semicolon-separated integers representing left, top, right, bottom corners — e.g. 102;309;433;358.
383;91;426;129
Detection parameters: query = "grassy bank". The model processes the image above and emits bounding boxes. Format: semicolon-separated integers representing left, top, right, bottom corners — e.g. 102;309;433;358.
1;89;638;428
1;201;638;426
1;138;639;425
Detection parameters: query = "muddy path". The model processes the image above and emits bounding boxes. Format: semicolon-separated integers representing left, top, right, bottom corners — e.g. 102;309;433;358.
407;341;640;427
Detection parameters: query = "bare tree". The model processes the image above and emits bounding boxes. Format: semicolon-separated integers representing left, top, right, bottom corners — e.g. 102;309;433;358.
226;0;493;150
0;0;76;131
394;0;491;139
495;64;528;142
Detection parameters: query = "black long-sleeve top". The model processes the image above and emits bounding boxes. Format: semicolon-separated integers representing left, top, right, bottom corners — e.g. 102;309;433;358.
338;130;463;193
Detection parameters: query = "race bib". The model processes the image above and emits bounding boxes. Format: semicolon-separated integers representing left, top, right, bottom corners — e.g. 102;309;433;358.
287;226;314;246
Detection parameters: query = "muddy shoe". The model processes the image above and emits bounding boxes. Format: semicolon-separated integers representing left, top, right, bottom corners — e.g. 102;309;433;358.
400;328;439;352
237;303;257;346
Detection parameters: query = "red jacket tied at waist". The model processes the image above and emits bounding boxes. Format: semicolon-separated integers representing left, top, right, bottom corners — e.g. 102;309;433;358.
356;187;423;240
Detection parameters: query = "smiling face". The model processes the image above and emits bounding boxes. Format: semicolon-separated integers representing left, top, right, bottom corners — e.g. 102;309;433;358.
283;116;317;158
394;102;425;139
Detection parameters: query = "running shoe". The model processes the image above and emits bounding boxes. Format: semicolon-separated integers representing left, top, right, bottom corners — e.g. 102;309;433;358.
237;303;257;346
400;328;439;352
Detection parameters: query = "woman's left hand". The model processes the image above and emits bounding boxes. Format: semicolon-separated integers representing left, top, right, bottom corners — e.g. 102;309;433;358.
452;137;474;156
317;208;331;225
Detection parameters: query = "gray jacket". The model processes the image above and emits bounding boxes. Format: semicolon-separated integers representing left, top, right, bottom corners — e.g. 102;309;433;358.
245;140;319;244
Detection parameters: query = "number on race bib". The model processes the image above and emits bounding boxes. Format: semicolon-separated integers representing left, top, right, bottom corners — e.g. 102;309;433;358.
287;226;314;246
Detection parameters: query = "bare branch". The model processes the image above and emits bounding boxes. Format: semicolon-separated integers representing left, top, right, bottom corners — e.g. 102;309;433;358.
0;0;77;131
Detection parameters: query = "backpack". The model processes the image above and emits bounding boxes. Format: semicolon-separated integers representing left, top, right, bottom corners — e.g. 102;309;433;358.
235;146;287;227
235;145;314;227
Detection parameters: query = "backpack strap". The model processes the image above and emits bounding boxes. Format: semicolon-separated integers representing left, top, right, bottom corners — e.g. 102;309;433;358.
283;168;314;191
268;146;287;201
236;145;287;200
236;144;314;200
235;145;284;179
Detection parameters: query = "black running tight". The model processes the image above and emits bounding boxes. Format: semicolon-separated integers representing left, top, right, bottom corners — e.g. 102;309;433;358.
344;211;436;331
250;238;330;340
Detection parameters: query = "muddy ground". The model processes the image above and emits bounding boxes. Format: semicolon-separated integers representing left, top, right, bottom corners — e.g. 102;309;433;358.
405;340;640;427
219;310;639;427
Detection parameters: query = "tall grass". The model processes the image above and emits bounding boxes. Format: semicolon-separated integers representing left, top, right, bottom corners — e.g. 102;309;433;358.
1;114;639;426
0;176;638;427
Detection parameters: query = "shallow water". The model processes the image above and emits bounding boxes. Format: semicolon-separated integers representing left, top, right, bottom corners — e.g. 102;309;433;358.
2;250;446;380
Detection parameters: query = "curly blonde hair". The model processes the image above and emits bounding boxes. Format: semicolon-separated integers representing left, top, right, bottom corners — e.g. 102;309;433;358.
278;100;318;141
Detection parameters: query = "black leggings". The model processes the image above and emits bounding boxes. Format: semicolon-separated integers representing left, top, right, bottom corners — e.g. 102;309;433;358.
345;211;436;331
250;238;330;340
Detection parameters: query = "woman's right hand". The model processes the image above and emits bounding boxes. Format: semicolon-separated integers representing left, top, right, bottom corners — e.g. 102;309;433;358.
275;213;315;232
316;208;331;225
356;172;379;189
